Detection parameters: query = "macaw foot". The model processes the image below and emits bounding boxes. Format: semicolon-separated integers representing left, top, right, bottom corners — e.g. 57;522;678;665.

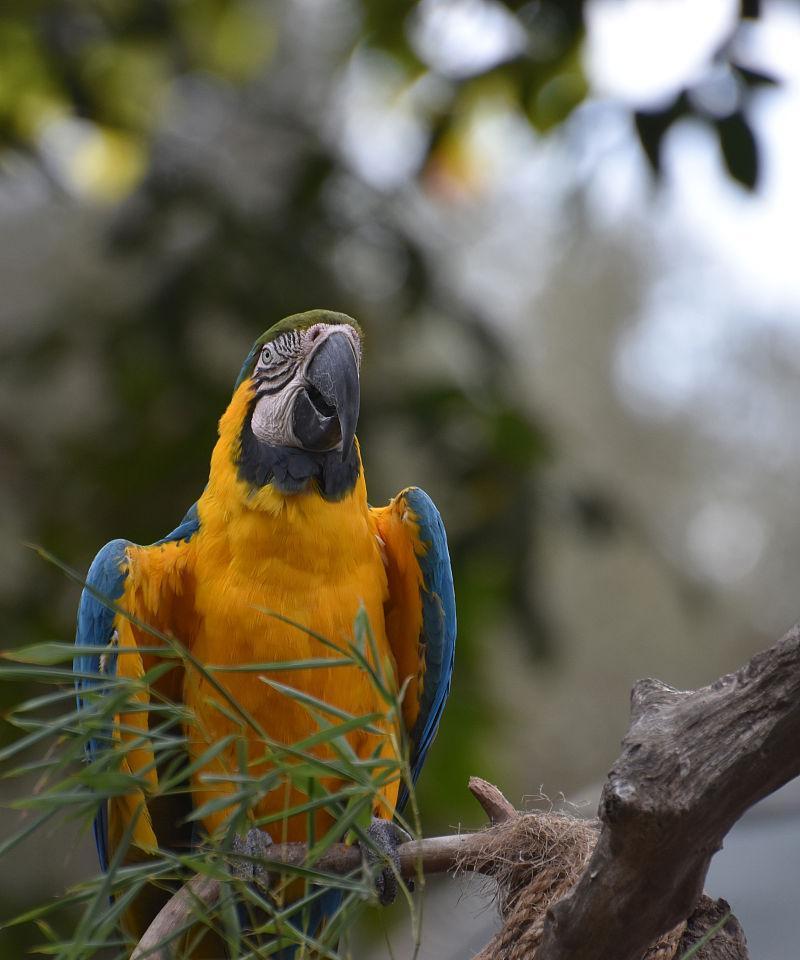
231;827;273;885
362;817;411;906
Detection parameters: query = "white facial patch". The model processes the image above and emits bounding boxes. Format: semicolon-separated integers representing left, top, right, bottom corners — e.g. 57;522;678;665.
249;323;361;448
250;378;303;445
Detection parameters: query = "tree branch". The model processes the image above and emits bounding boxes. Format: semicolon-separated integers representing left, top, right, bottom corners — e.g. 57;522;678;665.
131;795;504;960
468;774;518;824
536;624;800;960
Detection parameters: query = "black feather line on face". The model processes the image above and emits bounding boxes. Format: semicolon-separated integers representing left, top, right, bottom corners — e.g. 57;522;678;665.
237;399;360;500
254;377;294;399
258;366;294;382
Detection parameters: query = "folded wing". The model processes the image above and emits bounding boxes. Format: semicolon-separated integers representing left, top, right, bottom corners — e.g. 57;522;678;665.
74;506;198;882
372;487;456;810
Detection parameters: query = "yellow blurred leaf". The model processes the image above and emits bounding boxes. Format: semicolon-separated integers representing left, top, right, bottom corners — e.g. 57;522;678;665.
40;118;146;201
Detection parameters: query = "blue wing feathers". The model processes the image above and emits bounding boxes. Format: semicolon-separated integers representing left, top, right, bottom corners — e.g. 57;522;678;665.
398;487;456;809
74;503;201;871
74;538;131;871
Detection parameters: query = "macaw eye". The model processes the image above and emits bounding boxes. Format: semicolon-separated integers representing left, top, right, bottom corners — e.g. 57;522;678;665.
261;345;273;364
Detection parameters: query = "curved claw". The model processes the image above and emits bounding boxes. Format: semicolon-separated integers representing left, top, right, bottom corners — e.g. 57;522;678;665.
231;827;273;885
363;818;412;906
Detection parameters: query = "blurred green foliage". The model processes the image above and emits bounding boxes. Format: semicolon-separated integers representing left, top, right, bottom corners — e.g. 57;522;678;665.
0;1;769;192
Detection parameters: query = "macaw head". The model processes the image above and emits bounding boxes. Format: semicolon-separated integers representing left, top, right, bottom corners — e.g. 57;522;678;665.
227;309;364;500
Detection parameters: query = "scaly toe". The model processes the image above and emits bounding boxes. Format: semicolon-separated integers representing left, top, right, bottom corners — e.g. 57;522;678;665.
231;827;273;884
363;818;411;906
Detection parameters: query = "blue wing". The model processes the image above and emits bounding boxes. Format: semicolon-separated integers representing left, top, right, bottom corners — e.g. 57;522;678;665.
73;503;200;871
396;487;456;811
74;538;131;871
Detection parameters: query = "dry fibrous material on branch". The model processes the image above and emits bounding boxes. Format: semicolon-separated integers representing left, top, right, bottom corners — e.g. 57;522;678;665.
462;789;746;960
467;808;599;960
468;812;746;960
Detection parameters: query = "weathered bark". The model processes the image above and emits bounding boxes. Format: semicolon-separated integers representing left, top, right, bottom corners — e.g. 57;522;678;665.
676;896;749;960
536;625;800;960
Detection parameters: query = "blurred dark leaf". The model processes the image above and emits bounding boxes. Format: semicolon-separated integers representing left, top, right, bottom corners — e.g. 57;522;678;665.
634;92;690;176
570;490;622;540
732;62;778;90
357;0;424;72
489;409;549;469
510;0;584;35
717;109;759;189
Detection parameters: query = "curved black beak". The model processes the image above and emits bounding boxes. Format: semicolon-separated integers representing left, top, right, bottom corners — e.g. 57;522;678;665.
292;331;360;459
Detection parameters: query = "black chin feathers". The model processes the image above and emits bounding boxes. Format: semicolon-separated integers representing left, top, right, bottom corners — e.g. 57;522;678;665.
237;409;360;501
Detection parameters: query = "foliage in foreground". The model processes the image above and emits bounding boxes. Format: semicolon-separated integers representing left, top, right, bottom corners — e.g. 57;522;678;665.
0;562;420;959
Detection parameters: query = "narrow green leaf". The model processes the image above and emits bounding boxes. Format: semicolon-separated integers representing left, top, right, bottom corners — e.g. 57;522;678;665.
210;657;353;673
1;643;81;665
259;677;379;731
0;808;57;859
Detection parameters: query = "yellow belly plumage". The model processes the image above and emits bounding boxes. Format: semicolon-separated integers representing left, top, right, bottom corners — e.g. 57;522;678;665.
184;470;401;842
111;380;404;854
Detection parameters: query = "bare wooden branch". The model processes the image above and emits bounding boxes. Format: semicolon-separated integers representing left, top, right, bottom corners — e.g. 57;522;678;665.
469;775;519;824
131;875;221;960
133;775;514;958
133;823;501;959
535;624;800;960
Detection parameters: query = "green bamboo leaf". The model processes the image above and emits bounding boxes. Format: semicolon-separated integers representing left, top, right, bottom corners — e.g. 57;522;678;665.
259;676;381;732
345;637;393;706
210;656;353;673
7;683;116;715
32;918;58;945
158;733;239;792
1;642;81;664
0;808;57;859
306;793;372;863
1;642;181;665
10;789;144;810
237;883;362;959
0;717;70;763
252;784;361;828
186;786;259;824
296;712;384;752
269;742;363;784
0;665;100;682
250;606;349;658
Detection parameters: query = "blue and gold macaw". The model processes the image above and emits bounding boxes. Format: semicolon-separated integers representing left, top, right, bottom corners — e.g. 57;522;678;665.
74;310;456;949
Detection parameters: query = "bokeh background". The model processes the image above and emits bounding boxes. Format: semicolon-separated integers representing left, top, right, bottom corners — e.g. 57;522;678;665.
2;0;800;956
